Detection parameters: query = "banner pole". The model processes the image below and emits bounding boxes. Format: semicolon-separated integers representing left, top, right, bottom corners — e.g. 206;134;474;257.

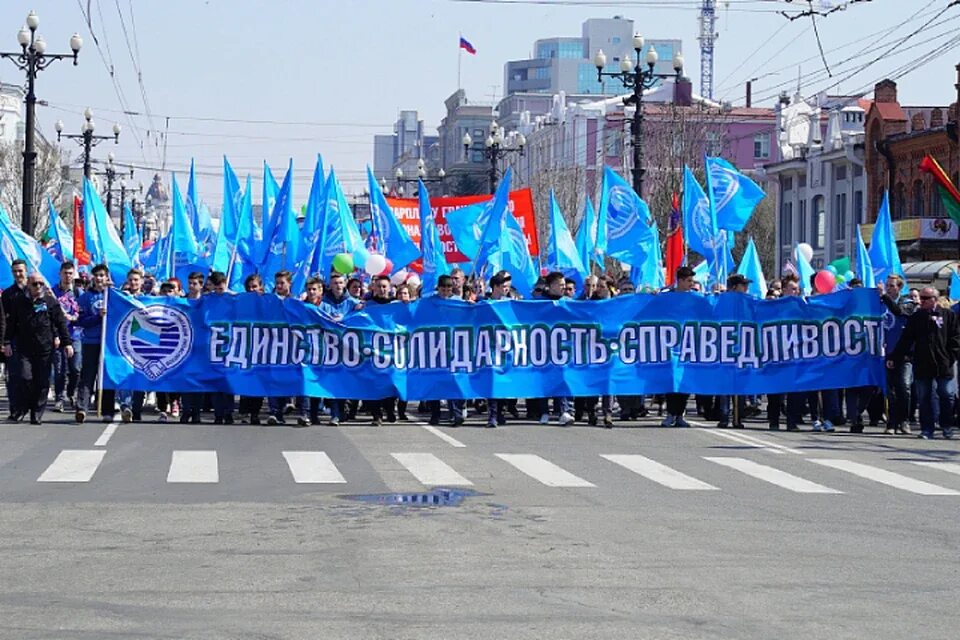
96;286;109;418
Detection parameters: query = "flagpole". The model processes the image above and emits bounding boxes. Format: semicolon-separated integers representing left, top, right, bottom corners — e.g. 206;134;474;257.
96;286;109;418
458;33;462;90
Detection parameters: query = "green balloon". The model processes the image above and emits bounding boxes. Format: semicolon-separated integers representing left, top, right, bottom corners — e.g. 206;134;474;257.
829;256;851;275
332;253;354;274
835;275;846;284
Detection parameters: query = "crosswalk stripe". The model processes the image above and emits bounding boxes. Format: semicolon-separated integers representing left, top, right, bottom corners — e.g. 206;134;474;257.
496;454;595;488
391;453;472;486
37;450;106;482
705;457;842;494
601;454;719;490
810;459;960;496
282;451;347;484
167;451;219;483
909;461;960;477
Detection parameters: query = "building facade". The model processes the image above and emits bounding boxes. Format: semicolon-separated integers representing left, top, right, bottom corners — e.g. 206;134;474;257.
0;82;24;144
862;78;959;263
766;93;869;271
372;110;440;189
504;16;681;98
437;89;495;194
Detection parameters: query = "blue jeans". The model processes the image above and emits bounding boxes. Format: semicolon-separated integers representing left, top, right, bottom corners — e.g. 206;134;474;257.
541;397;571;418
717;396;745;423
913;376;956;437
268;396;306;421
53;345;81;402
886;361;912;429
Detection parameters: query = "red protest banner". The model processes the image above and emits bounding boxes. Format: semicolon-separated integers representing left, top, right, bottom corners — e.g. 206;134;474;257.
73;195;90;266
385;187;539;264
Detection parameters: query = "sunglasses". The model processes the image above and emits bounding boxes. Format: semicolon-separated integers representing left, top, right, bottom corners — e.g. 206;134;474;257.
28;281;44;288
920;295;936;300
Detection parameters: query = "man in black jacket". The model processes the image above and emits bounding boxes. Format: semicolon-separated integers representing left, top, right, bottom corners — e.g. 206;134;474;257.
3;273;73;424
2;259;28;419
887;286;960;439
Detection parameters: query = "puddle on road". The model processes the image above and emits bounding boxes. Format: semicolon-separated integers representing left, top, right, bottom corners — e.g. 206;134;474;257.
342;487;487;507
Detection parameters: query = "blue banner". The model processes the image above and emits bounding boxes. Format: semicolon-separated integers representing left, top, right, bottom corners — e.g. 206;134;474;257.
104;289;886;399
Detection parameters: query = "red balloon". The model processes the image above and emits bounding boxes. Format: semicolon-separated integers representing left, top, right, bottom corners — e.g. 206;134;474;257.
540;267;549;276
379;259;393;276
814;270;836;293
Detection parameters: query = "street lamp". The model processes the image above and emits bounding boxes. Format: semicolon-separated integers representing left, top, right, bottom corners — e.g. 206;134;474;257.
0;10;82;235
595;35;683;197
463;122;525;193
56;108;121;179
104;155;136;229
395;158;446;194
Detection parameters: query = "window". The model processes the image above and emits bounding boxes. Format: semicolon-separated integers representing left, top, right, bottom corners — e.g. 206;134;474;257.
854;190;864;224
782;176;793;191
834;165;847;181
781;201;792;246
471;150;484;163
931;185;943;217
705;132;722;156
799;174;806;188
753;133;770;159
611;36;621;45
912;180;924;217
894;182;906;219
811;196;825;249
534;67;550;80
559;41;582;59
834;193;847;240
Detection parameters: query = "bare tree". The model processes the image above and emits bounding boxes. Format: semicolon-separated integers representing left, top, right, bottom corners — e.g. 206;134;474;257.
0;140;65;238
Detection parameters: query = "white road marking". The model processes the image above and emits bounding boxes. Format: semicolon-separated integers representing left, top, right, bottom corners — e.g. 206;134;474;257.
810;459;960;496
910;461;960;477
417;423;467;448
94;423;119;447
391;453;472;486
705;457;841;493
38;450;106;482
282;451;347;484
601;454;719;490
495;454;595;488
696;427;803;455
167;450;219;483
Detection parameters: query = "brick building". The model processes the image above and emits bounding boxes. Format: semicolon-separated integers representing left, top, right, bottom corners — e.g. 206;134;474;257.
862;77;960;261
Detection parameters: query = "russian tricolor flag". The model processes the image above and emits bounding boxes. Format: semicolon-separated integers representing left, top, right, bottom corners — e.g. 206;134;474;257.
459;36;477;55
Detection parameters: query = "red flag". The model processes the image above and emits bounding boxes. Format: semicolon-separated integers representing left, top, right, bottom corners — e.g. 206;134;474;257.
665;192;685;286
73;195;90;266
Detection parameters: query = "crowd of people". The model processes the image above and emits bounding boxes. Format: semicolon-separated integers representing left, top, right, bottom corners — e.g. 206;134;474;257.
0;258;957;441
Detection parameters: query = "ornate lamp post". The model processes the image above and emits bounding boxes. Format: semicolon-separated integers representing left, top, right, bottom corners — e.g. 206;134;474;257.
595;35;683;196
55;108;121;179
463;122;525;193
395;159;446;196
0;10;82;234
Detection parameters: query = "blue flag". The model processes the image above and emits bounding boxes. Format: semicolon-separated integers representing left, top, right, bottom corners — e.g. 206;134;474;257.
170;174;201;282
254;162;280;266
706;156;765;233
418;179;451;293
0;204;62;287
83;177;132;284
795;244;815;296
292;156;328;292
682;166;723;261
474;174;538;297
122;203;142;267
575;196;599;271
186;159;215;266
855;225;875;289
212;156;242;274
367;166;420;272
867;191;905;284
545;190;587;288
318;167;369;277
625;220;664;291
736;237;766;298
261;160;301;288
232;174;259;286
46;196;73;263
597;166;655;260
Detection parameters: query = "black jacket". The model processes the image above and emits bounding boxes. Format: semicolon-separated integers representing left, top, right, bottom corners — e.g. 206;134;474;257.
889;307;960;379
5;291;72;357
0;284;23;344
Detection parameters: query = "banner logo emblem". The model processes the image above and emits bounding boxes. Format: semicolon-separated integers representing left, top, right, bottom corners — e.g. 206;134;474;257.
117;304;193;380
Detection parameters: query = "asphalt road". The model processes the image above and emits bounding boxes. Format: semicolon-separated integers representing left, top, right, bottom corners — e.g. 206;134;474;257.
1;402;958;639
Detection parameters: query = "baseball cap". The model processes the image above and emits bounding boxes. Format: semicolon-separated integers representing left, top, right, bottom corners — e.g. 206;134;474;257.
726;274;752;288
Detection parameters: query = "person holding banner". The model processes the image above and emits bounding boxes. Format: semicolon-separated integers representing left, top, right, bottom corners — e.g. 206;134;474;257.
662;266;697;428
319;272;363;427
179;272;207;425
3;273;73;424
879;275;913;436
266;270;309;427
237;274;266;425
74;264;116;423
118;269;147;423
538;272;574;427
887;286;960;440
427;274;466;427
484;271;512;428
366;275;397;426
208;271;236;425
766;275;805;432
51;261;82;413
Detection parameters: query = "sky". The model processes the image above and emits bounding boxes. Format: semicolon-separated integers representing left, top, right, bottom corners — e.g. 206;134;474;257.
0;0;957;212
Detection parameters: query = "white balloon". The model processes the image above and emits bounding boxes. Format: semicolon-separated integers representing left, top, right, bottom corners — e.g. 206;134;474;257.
407;274;422;288
797;242;814;263
364;253;387;276
390;270;407;286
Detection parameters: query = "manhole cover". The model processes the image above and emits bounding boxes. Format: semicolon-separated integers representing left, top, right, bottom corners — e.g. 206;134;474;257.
343;487;483;507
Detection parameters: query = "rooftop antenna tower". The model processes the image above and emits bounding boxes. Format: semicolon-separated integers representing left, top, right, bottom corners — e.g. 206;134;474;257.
698;0;718;100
